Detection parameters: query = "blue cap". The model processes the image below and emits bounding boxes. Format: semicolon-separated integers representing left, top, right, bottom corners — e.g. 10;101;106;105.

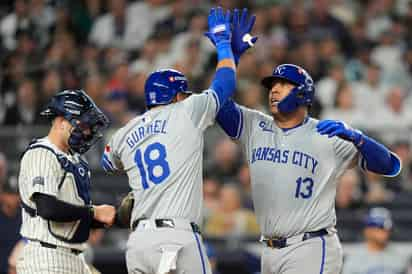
365;207;393;230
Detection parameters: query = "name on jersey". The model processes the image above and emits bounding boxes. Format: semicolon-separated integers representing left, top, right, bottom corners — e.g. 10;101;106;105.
251;147;319;174
126;119;167;148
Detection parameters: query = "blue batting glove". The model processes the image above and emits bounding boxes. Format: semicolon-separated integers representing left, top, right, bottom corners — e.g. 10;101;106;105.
316;120;364;147
204;7;231;47
231;8;258;65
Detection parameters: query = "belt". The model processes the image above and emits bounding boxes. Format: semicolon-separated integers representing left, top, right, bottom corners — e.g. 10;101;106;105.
262;229;328;249
32;240;82;255
132;218;201;234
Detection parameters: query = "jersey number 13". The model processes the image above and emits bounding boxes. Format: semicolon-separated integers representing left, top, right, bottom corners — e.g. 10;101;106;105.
134;142;171;189
295;177;314;199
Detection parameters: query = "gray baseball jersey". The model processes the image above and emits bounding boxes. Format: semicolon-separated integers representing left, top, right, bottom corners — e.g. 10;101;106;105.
103;90;219;226
343;245;409;274
237;107;358;238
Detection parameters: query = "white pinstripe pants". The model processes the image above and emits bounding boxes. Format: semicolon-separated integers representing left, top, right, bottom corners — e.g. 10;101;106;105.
16;242;91;274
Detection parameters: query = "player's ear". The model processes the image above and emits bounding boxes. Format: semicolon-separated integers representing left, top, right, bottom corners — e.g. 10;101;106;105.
176;93;190;102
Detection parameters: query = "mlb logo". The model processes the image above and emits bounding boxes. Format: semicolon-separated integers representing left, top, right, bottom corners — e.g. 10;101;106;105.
169;76;175;82
298;68;303;74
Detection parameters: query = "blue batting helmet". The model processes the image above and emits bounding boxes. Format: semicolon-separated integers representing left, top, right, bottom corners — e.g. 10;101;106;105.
41;89;110;154
365;207;393;230
261;64;315;113
144;69;192;108
144;69;192;107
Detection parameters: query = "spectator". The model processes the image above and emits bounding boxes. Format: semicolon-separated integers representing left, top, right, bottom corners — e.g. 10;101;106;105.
89;0;169;50
364;171;394;205
3;79;41;125
316;57;346;109
336;169;362;210
237;164;253;210
0;152;7;189
343;207;409;274
351;61;388;115
0;0;34;51
202;177;221;221
70;0;103;43
206;138;242;182
369;86;412;144
387;140;412;192
0;176;21;274
320;81;365;129
102;89;133;127
237;81;266;112
205;184;260;237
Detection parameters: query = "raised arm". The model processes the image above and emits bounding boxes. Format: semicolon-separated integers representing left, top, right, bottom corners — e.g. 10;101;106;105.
215;8;257;138
204;7;236;108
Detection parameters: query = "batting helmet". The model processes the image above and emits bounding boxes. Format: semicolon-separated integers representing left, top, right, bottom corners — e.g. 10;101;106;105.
144;69;192;108
41;89;110;154
365;207;393;230
261;64;315;113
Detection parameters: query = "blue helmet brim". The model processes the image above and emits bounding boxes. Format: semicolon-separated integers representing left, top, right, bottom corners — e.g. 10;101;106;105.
261;75;299;90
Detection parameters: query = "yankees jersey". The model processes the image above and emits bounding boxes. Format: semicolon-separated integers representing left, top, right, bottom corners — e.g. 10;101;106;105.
236;107;358;238
103;90;219;226
19;137;90;251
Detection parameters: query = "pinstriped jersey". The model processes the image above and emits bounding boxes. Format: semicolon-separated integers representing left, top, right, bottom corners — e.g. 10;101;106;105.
103;90;219;226
237;107;358;238
18;137;89;250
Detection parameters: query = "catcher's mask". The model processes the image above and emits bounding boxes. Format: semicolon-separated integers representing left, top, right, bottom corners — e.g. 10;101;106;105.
41;89;110;154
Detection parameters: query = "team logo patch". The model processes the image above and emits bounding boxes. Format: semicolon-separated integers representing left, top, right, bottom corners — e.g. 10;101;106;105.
259;121;274;132
32;176;45;187
78;167;86;177
105;145;111;152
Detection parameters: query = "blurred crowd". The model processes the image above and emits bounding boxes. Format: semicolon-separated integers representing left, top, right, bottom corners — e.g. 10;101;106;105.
1;0;412;273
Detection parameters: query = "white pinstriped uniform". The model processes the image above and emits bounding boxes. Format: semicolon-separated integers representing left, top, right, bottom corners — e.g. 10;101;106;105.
16;137;91;274
103;91;219;274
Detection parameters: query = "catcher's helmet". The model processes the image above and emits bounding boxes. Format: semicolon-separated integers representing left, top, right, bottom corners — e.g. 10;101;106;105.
41;89;110;154
144;69;192;108
261;64;315;113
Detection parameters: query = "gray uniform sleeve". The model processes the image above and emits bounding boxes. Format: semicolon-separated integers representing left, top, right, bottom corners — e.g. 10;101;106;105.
237;106;270;161
22;149;62;199
181;89;219;131
102;131;123;173
333;137;359;177
238;106;270;143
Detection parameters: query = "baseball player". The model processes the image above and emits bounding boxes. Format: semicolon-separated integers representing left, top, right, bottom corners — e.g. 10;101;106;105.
343;207;409;274
16;89;115;274
216;63;401;273
101;7;256;274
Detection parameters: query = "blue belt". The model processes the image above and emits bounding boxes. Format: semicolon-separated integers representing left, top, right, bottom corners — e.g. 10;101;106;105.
263;229;328;249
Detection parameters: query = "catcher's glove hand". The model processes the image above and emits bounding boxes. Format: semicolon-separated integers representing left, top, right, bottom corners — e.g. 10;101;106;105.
115;191;134;229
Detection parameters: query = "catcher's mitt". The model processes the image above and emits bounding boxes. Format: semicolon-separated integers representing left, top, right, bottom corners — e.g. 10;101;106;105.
116;191;134;229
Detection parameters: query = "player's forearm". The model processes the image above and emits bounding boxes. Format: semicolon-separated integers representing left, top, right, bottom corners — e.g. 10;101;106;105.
216;41;236;70
356;135;401;176
33;193;93;222
216;98;242;138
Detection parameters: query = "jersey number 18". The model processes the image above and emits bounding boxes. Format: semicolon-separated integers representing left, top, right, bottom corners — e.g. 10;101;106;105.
134;142;171;189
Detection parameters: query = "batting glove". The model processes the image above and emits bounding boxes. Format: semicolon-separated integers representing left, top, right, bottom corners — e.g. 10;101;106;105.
231;8;258;65
316;119;364;147
204;7;231;47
